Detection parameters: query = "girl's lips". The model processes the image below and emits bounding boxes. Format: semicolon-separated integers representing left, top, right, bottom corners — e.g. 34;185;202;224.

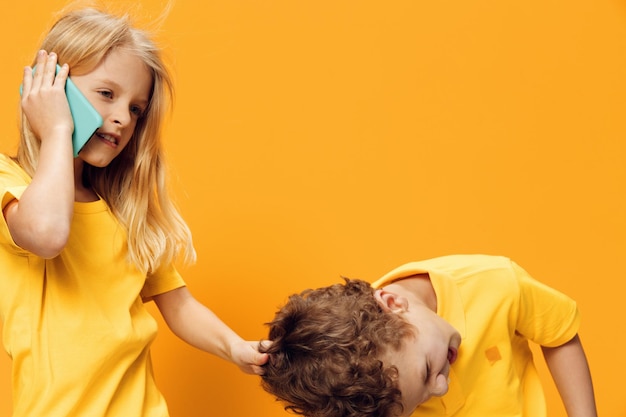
448;346;458;364
96;132;119;147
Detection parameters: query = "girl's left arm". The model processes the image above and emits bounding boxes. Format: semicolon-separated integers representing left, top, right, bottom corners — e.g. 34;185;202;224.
541;334;598;417
154;286;268;375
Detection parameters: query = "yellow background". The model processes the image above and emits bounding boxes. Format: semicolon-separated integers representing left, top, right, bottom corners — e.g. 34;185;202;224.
1;1;624;416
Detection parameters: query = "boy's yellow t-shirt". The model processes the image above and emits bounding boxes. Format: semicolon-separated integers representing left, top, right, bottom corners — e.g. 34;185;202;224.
0;154;185;416
372;254;580;417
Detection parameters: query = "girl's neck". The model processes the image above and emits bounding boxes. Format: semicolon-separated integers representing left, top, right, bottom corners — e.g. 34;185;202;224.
73;158;99;202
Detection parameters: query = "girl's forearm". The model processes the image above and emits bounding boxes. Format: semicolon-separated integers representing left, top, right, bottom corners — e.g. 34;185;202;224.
5;132;74;257
154;286;268;374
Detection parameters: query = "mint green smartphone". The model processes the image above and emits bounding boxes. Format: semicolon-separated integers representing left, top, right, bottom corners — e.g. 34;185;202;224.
21;65;103;157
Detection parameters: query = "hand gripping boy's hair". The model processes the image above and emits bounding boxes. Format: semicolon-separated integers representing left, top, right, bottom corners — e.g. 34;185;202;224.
260;279;415;417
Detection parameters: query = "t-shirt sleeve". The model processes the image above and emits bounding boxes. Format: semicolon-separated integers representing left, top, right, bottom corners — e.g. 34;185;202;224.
141;262;187;302
1;185;26;208
0;156;29;208
0;185;26;246
511;260;581;347
0;156;30;252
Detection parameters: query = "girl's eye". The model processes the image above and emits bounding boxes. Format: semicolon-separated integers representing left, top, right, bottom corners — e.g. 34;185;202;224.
130;105;145;118
98;90;113;98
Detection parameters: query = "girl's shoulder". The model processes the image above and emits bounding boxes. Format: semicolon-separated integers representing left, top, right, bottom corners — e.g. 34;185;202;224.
0;153;19;169
0;154;31;185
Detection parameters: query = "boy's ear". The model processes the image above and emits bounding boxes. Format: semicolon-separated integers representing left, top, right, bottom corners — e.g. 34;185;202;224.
374;289;409;314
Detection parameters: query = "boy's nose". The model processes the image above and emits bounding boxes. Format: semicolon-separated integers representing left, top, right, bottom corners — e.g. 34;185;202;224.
431;373;450;397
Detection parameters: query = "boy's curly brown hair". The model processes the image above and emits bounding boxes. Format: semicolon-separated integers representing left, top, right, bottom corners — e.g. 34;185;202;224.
260;279;415;417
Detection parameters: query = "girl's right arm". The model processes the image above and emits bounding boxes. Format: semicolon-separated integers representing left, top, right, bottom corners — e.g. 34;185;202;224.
3;50;75;258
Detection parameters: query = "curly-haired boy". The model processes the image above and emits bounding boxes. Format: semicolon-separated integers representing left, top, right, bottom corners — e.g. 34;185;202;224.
260;254;597;417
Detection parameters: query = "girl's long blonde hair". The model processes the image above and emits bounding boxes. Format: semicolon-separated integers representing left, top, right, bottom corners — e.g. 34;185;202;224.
17;6;196;274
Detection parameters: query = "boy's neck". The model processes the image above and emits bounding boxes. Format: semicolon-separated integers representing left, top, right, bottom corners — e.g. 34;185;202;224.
391;273;438;312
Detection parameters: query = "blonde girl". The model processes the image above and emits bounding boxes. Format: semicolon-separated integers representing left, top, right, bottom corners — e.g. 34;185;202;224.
0;7;266;417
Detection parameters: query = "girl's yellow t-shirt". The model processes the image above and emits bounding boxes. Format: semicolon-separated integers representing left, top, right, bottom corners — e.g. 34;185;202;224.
0;154;184;417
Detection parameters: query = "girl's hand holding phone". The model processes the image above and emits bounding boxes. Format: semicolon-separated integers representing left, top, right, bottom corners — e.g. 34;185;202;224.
20;50;74;145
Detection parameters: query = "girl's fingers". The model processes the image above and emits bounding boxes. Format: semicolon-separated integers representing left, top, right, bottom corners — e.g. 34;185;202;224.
21;66;33;96
28;50;60;94
42;51;59;86
20;50;73;141
54;63;69;89
21;51;43;96
30;50;47;91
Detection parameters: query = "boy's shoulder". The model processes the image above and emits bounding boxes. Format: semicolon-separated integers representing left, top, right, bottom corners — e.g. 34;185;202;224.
372;254;515;288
